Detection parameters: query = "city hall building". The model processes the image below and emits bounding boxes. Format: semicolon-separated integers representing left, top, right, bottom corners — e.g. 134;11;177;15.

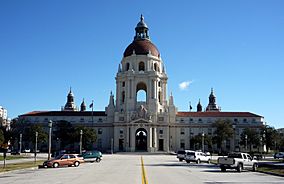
19;16;264;153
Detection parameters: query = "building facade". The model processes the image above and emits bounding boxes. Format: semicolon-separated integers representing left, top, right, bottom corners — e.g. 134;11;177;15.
19;16;264;153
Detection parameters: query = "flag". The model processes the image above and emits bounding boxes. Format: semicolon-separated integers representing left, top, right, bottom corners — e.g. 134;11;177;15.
89;102;93;108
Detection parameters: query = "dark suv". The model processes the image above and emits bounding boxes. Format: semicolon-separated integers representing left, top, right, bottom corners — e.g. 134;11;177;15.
82;151;102;162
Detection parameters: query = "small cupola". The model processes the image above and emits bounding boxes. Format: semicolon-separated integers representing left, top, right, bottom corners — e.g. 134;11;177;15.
134;14;149;40
197;99;202;112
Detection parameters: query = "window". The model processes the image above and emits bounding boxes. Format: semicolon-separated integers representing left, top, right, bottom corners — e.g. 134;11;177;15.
98;128;102;134
243;118;247;123
126;63;130;71
180;119;184;123
120;129;124;134
234;118;238;122
190;118;193;122
98;118;102;122
158;117;164;121
180;139;185;149
180;128;185;135
158;81;161;87
198;118;202;122
97;139;102;148
69;155;75;159
122;81;125;87
139;62;145;71
122;91;125;103
80;118;84;122
159;129;163;134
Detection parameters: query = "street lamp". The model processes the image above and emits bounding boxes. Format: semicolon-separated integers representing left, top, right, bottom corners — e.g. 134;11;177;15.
79;130;83;155
19;133;22;154
245;134;248;152
232;125;236;152
35;131;38;163
202;132;205;153
48;120;53;160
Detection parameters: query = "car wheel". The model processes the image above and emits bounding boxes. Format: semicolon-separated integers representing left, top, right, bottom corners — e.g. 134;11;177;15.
186;160;190;163
179;158;183;162
207;159;211;164
96;158;101;162
220;166;226;172
53;162;59;168
236;163;242;172
196;159;200;164
252;163;258;172
74;161;80;167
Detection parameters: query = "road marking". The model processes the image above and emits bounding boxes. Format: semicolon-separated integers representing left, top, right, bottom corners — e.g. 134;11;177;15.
141;156;148;184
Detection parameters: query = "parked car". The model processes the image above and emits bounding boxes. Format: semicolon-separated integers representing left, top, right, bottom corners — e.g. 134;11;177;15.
43;154;84;168
185;151;211;164
24;149;31;153
218;152;258;172
274;152;284;159
177;150;192;161
82;150;102;162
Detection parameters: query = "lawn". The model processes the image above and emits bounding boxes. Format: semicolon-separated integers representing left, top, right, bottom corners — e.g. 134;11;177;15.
0;160;43;173
0;155;27;161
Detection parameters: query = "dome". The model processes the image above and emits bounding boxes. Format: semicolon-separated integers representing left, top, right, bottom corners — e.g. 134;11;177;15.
123;39;160;58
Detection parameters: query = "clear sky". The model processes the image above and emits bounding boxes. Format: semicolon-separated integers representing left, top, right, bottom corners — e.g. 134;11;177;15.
0;0;283;128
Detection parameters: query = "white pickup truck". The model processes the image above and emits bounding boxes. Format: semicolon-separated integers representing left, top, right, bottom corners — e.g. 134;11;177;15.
218;152;258;172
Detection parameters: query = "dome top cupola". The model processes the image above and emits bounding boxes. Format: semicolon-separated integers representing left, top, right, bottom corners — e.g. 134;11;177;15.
123;15;160;58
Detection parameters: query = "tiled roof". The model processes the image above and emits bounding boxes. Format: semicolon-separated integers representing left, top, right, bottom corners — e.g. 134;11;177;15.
177;111;263;118
19;111;107;117
124;39;160;57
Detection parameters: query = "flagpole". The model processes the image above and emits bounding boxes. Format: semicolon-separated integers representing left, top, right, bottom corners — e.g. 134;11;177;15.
91;100;94;126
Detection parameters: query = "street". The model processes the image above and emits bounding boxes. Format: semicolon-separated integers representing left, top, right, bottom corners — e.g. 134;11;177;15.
0;154;283;184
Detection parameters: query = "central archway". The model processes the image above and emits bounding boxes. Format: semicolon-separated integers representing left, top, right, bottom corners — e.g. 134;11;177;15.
135;128;147;151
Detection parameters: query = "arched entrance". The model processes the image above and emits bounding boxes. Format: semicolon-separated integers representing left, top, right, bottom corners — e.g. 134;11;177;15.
135;128;147;151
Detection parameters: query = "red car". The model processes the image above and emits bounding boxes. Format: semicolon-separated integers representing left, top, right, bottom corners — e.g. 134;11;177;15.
43;154;84;168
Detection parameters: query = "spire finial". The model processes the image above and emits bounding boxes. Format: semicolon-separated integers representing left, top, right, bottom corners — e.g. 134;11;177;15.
110;91;113;96
211;87;214;93
140;14;144;21
69;86;72;93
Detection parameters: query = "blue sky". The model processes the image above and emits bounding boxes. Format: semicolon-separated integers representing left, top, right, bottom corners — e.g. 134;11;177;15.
0;1;283;128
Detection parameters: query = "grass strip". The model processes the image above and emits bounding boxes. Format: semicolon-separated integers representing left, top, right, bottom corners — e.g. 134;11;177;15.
0;155;28;161
0;160;43;173
258;166;284;176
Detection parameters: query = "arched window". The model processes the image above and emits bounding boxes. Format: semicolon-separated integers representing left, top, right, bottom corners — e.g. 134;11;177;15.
158;91;162;104
154;63;160;72
122;91;125;103
126;63;130;71
136;82;147;102
139;62;145;71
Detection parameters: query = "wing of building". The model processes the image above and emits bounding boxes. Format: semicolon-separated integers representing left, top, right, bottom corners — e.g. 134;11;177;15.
18;15;264;153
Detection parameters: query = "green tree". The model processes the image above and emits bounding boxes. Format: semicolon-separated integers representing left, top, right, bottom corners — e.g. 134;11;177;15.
261;125;279;152
74;126;97;151
53;120;76;150
190;133;212;151
240;128;259;152
25;124;48;145
0;128;4;145
212;119;234;153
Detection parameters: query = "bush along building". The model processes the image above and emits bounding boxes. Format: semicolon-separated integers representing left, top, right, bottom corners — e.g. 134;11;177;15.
18;16;265;153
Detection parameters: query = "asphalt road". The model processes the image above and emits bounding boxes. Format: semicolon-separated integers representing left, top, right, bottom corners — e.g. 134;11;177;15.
0;154;283;184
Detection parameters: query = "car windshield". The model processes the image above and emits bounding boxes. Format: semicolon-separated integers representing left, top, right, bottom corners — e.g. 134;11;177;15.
187;152;195;156
55;154;64;159
177;151;185;154
228;153;242;158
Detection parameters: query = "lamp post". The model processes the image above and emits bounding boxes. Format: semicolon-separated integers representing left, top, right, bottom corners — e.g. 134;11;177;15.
202;132;205;153
48;120;53;160
245;134;248;152
232;125;236;152
19;133;22;154
79;130;83;155
35;131;38;163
